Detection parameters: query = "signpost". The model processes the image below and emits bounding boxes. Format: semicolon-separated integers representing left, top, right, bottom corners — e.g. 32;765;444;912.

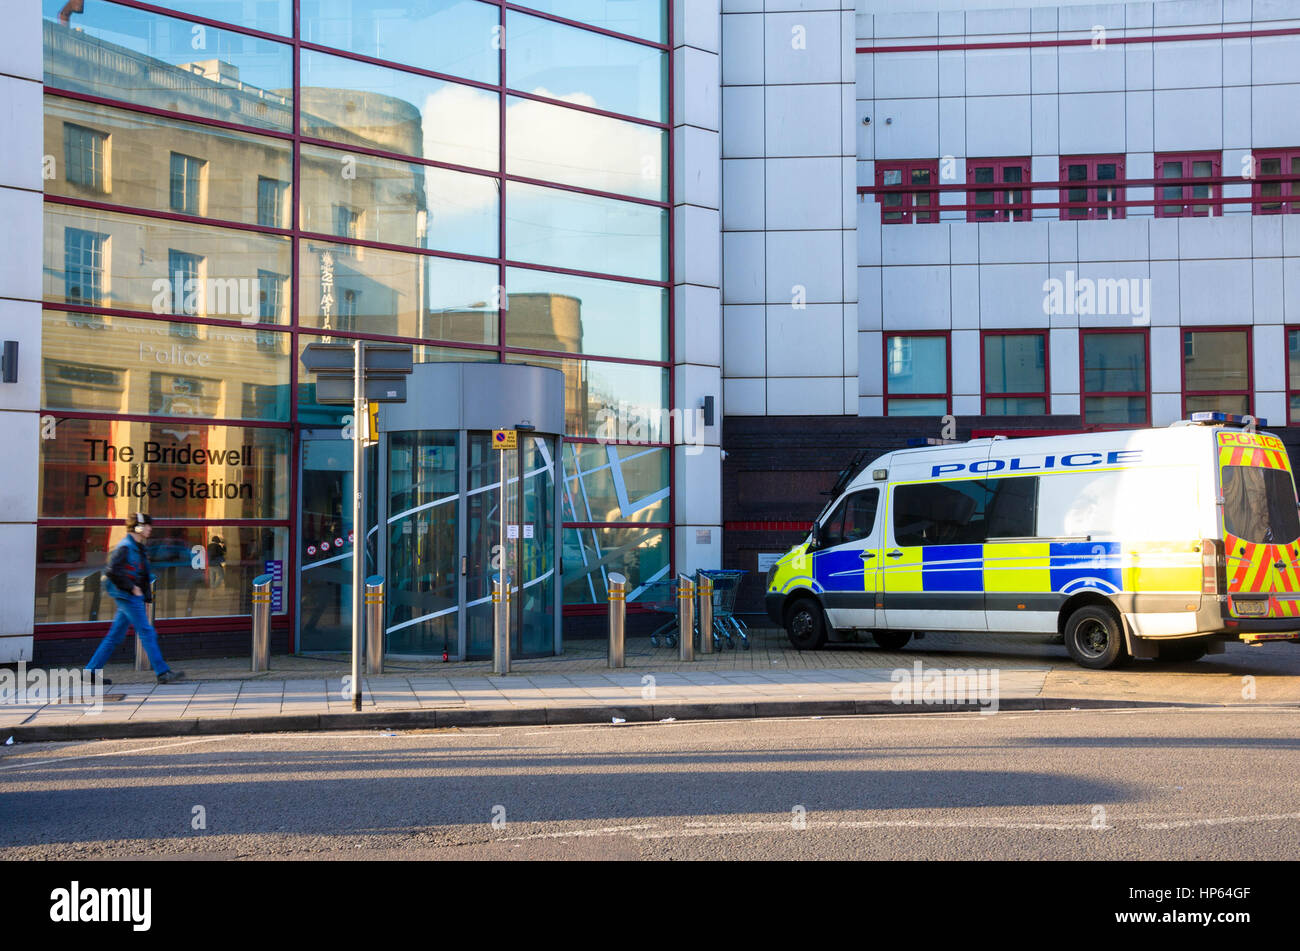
491;429;515;675
302;341;412;710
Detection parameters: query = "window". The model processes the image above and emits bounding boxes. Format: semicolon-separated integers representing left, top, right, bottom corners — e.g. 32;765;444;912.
966;157;1031;222
821;489;879;548
1253;149;1300;214
892;478;1036;547
1060;155;1124;220
1287;328;1300;424
334;204;362;239
885;333;948;415
875;160;938;224
1081;330;1148;426
167;249;203;326
1156;151;1220;217
257;269;285;323
64;228;106;306
1183;328;1251;417
983;331;1048;415
169;152;205;214
64;123;108;192
257;177;287;228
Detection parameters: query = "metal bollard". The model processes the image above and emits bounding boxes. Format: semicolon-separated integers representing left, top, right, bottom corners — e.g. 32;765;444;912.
493;572;511;675
251;572;273;672
134;579;156;672
365;575;385;674
677;573;695;662
697;572;714;655
607;572;627;668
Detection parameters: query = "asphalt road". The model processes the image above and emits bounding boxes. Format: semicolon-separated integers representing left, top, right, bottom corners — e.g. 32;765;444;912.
2;708;1298;860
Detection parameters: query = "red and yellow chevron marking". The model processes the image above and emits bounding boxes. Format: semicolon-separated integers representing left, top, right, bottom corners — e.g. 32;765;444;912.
1217;430;1291;472
1224;531;1300;617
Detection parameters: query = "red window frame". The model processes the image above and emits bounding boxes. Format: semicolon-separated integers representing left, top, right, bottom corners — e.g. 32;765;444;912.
1155;151;1221;218
1059;154;1125;220
875;159;938;224
1287;327;1300;424
966;157;1031;222
1079;328;1150;428
883;330;950;414
981;330;1049;415
1252;148;1300;215
1181;326;1253;419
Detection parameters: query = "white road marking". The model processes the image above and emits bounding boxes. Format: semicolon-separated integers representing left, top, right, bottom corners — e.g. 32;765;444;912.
0;736;229;771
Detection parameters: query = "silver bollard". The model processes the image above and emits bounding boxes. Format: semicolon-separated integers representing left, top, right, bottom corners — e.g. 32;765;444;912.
251;572;273;672
678;573;695;662
697;572;714;655
365;575;385;674
607;572;627;668
134;579;156;672
493;572;511;675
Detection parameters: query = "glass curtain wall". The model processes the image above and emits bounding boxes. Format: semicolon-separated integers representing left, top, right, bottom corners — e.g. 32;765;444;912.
38;0;671;640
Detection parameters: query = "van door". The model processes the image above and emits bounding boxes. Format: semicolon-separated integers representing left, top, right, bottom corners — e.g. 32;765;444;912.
1217;431;1300;619
881;478;987;631
812;487;881;630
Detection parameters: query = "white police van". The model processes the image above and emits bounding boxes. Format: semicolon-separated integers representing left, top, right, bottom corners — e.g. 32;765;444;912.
763;415;1300;668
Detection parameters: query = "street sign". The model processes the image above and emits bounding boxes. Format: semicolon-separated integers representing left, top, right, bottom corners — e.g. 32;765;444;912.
315;375;407;404
492;429;517;450
301;341;415;374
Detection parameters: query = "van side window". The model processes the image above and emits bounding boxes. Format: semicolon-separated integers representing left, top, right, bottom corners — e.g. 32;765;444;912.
822;488;879;547
893;480;987;546
986;477;1038;537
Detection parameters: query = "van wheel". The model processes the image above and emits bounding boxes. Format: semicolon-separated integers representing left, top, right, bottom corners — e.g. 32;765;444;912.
785;598;827;650
1157;640;1208;663
872;630;912;650
1063;606;1128;670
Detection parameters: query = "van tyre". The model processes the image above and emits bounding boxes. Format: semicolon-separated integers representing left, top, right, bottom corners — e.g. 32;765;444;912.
872;630;912;651
1064;605;1129;670
785;598;827;650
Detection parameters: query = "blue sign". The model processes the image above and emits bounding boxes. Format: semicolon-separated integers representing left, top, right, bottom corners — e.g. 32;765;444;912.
271;586;283;613
265;559;283;583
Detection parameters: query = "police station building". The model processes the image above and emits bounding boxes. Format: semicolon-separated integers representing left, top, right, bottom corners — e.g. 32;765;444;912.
3;0;1299;663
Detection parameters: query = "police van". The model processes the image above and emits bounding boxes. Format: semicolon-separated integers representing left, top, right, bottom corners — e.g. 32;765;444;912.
763;414;1300;669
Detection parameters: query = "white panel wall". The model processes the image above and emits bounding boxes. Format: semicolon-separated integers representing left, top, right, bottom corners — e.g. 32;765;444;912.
674;0;724;573
0;2;41;662
722;0;859;417
852;0;1300;430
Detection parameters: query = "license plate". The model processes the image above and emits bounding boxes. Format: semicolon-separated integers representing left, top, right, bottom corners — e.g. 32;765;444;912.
1234;599;1269;617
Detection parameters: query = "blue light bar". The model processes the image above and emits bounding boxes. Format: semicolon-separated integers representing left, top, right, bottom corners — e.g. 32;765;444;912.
1187;412;1268;427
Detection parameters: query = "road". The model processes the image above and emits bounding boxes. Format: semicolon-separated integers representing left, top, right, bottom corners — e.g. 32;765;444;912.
2;708;1298;860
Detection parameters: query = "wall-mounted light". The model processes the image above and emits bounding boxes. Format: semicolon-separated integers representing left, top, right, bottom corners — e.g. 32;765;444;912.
1;341;17;384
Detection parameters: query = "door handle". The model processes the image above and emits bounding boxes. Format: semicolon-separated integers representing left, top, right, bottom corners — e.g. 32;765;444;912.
860;551;876;561
887;550;903;558
461;556;468;576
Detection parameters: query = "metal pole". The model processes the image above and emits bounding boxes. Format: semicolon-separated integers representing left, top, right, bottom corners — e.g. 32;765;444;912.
697;572;714;655
678;573;695;662
514;436;524;657
134;579;155;671
607;572;626;668
351;339;364;711
495;440;508;675
365;575;384;674
251;573;272;672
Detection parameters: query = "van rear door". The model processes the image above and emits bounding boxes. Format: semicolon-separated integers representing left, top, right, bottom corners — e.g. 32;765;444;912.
1217;430;1300;619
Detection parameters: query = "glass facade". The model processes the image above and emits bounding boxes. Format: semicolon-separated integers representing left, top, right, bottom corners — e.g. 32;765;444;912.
38;0;672;644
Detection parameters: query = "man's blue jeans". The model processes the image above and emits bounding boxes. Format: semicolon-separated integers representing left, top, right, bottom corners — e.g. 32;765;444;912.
85;594;170;676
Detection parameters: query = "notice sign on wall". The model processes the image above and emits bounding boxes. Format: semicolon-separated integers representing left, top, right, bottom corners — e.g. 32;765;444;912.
81;439;255;500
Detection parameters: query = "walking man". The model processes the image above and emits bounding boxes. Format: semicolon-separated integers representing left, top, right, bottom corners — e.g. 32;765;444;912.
84;513;185;685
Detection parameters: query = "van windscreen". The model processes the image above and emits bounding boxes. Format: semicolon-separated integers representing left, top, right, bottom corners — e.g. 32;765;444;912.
1221;465;1300;544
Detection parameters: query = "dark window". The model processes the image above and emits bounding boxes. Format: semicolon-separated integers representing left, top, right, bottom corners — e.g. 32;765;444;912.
64;228;106;306
983;331;1047;415
1252;149;1300;214
257;176;287;227
822;488;879;548
1222;466;1300;545
1059;154;1124;220
257;268;284;322
1081;330;1148;426
1182;328;1251;417
167;249;203;330
966;157;1032;222
1156;151;1220;217
894;480;987;547
985;477;1038;538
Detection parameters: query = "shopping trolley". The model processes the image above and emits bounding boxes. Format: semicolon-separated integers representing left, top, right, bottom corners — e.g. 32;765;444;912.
699;569;749;650
637;576;730;650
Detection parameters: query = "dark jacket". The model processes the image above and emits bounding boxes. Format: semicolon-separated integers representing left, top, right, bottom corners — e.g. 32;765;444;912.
105;535;154;601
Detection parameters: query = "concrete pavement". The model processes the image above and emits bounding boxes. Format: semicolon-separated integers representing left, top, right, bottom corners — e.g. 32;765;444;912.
5;626;1299;742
